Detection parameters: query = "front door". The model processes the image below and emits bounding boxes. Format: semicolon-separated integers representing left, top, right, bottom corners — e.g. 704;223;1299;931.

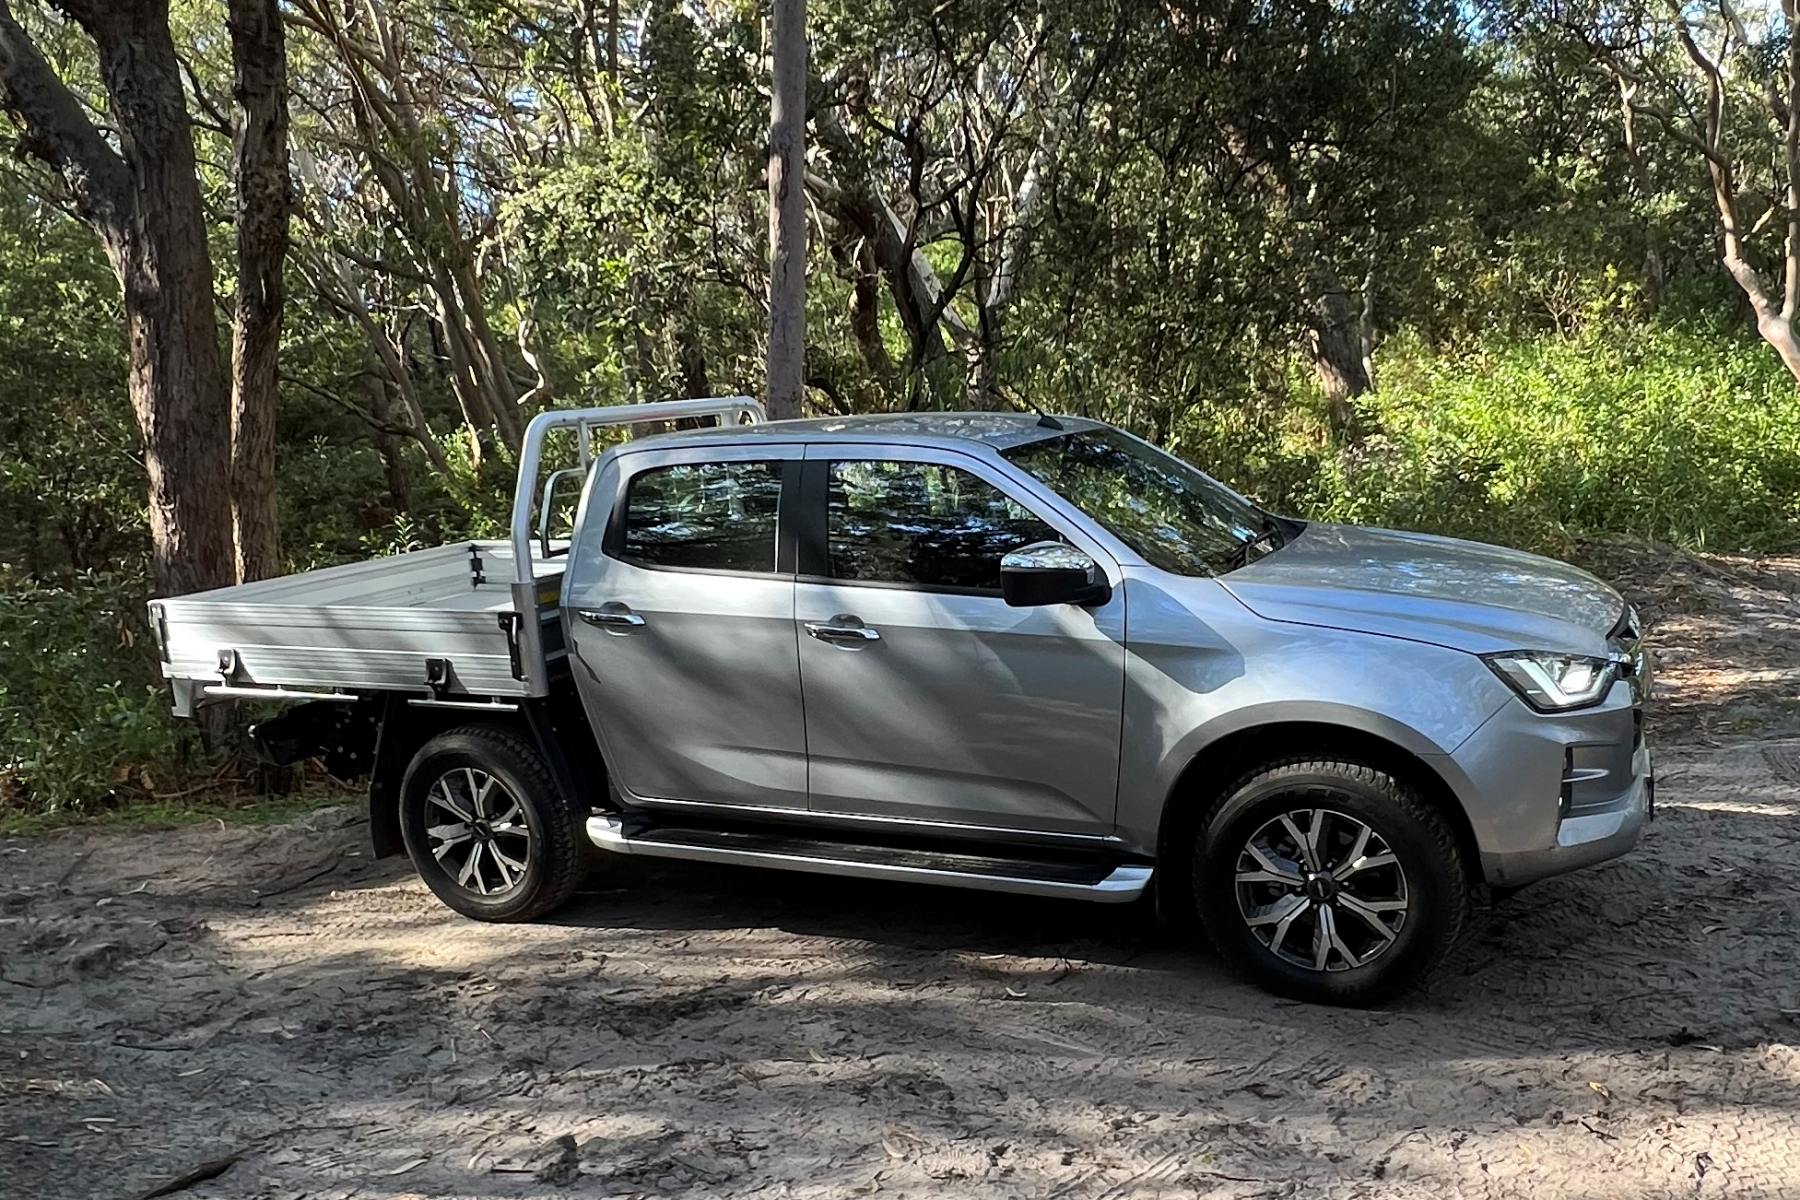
564;443;807;810
793;447;1126;835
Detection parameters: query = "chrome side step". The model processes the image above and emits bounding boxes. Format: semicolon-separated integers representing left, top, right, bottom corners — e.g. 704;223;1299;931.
585;814;1152;903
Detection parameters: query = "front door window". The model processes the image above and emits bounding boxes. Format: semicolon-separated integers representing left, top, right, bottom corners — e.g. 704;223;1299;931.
825;459;1057;591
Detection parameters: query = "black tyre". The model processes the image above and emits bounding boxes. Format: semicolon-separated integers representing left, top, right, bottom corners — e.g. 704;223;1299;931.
1192;758;1469;1006
398;725;583;922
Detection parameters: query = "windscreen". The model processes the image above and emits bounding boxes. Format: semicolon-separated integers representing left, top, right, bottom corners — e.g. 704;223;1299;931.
1004;428;1276;575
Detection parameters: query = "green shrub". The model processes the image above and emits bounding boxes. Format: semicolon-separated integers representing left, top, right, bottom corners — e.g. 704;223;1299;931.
0;570;193;817
1250;319;1800;554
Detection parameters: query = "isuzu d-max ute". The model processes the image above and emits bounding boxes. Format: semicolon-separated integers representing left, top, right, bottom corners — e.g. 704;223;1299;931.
151;397;1652;1004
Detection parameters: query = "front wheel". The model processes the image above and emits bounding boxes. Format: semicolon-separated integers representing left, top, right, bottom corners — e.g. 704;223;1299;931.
1192;758;1470;1005
398;725;583;922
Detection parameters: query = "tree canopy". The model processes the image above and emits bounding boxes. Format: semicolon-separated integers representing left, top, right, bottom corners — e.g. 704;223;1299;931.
3;0;1800;810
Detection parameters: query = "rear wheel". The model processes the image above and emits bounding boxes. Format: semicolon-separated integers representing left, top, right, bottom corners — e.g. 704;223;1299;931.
1192;758;1469;1005
399;725;582;921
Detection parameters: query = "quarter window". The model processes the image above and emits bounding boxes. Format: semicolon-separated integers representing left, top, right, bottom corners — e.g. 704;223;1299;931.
826;460;1057;590
619;460;781;572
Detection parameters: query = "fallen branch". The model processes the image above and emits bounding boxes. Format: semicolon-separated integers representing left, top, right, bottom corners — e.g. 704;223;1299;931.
134;1154;240;1199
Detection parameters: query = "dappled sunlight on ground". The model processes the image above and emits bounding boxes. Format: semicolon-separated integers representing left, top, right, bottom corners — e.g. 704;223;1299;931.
1;544;1798;1198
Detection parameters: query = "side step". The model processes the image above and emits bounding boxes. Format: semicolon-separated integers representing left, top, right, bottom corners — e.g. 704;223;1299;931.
586;814;1152;903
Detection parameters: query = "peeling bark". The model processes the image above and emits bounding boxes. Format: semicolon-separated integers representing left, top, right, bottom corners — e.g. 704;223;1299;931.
0;0;235;597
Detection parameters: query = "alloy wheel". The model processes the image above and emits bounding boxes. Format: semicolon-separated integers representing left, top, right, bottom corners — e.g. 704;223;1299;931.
1234;807;1410;972
424;767;532;897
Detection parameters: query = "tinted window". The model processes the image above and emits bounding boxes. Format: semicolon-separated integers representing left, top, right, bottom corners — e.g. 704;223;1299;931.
620;460;781;572
827;460;1056;590
1004;428;1277;575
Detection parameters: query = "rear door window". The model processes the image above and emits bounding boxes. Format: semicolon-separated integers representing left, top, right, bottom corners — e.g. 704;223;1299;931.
618;460;782;573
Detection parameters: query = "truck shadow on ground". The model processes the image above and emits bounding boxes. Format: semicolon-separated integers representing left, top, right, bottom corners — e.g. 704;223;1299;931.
532;789;1795;1055
5;760;1799;1200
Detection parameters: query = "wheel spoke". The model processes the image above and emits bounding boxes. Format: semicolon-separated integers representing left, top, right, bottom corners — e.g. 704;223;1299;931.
1302;811;1328;871
1337;850;1397;879
1281;813;1324;867
465;768;490;818
1252;895;1310;964
428;783;474;824
459;841;490;894
1333;824;1371;878
1337;894;1402;941
1245;892;1307;928
1314;904;1362;969
490;847;516;889
1238;842;1304;887
427;822;472;856
1342;893;1406;913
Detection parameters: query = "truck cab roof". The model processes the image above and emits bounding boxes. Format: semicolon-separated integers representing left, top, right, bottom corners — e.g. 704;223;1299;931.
619;411;1104;455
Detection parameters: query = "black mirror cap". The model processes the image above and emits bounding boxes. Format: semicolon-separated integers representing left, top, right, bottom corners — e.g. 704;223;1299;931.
1000;563;1112;608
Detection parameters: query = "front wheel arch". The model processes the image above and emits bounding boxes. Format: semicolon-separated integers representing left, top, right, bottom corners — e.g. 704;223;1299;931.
1154;721;1481;924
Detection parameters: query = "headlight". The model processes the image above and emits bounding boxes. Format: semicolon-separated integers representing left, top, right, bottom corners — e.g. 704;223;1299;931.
1482;651;1618;712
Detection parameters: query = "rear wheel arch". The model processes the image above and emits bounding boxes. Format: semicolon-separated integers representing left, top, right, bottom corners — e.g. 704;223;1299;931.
367;697;525;857
1155;721;1481;916
366;688;607;858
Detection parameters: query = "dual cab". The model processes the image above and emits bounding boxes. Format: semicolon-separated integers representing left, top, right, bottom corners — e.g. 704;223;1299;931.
154;402;1652;1004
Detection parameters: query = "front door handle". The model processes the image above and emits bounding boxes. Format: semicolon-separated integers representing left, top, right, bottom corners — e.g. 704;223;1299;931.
805;617;881;643
578;604;646;628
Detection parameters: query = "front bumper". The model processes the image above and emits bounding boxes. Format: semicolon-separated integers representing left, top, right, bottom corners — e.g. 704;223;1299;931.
1481;743;1651;886
1435;679;1651;887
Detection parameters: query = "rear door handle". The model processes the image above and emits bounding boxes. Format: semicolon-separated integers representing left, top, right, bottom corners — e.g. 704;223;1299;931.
805;617;881;642
578;604;646;628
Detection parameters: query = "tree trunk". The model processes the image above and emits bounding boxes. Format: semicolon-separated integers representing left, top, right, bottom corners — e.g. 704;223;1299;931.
1308;269;1372;444
677;311;711;399
765;0;807;419
103;8;237;596
362;353;412;513
1616;80;1666;314
972;127;1054;411
0;0;236;597
1741;289;1800;383
845;238;891;387
226;0;290;583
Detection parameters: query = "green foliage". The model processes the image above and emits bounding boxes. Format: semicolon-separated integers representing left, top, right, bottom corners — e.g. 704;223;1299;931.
0;572;190;818
0;185;140;578
4;0;1800;826
1285;320;1800;553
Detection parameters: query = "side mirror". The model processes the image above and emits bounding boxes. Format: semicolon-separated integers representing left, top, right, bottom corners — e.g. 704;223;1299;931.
1000;541;1111;608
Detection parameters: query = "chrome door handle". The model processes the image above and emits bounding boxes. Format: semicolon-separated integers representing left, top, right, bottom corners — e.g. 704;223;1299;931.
578;606;646;628
805;619;881;642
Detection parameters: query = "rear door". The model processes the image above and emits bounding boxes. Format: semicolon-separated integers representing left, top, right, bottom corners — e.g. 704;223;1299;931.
793;444;1126;835
563;442;807;810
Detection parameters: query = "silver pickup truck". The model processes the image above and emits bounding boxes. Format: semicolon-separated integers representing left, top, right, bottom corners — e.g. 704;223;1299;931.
151;398;1652;1004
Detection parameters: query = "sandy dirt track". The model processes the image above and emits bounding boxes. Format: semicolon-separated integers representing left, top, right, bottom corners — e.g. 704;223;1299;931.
3;546;1799;1200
